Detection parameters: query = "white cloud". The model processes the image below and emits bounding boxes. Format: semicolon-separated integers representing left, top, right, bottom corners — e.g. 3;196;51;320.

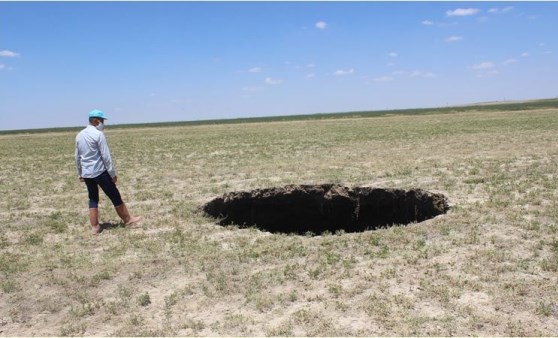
472;61;495;70
0;50;20;57
315;21;327;30
503;59;518;65
247;67;262;73
334;68;354;76
445;36;463;42
0;64;14;71
422;20;434;25
264;77;282;85
373;76;394;82
446;8;480;17
305;73;316;79
306;64;316;69
390;70;435;78
388;52;398;57
471;61;498;77
410;70;436;78
521;52;529;57
489;6;514;14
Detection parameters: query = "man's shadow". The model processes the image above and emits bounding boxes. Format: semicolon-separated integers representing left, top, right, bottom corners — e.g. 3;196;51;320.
99;222;125;232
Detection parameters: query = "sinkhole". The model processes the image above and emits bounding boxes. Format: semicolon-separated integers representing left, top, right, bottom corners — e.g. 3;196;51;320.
202;184;449;235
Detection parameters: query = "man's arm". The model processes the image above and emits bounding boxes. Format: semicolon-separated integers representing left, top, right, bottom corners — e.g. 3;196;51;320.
75;137;83;180
98;132;116;178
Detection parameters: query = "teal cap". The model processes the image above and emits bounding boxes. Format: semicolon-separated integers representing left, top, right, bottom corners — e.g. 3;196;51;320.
89;109;108;119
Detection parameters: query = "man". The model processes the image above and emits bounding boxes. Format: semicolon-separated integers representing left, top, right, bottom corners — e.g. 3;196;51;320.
75;109;141;234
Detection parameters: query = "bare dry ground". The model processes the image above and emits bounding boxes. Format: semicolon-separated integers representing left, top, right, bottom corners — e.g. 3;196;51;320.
1;108;557;336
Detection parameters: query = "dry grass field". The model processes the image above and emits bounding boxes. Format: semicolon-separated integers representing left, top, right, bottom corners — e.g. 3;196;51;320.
1;107;558;336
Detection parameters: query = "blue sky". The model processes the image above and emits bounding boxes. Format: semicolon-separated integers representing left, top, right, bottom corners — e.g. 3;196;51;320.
1;1;557;130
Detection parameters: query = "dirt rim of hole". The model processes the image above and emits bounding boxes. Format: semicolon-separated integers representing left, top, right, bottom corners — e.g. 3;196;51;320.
202;184;449;235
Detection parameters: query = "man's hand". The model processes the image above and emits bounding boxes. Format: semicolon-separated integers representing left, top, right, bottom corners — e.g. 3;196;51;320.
79;176;85;182
112;176;118;184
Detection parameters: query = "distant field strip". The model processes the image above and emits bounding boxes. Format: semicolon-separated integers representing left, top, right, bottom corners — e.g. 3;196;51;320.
2;97;558;135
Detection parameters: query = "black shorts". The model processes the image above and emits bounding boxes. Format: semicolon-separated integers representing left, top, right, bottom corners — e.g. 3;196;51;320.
84;171;123;208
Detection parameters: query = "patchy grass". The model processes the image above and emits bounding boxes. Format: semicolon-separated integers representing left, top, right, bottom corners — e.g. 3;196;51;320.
1;108;558;335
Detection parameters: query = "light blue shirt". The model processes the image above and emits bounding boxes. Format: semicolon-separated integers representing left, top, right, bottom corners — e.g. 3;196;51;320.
75;125;116;178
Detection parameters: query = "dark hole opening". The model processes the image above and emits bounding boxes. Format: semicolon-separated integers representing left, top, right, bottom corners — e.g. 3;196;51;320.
202;184;449;235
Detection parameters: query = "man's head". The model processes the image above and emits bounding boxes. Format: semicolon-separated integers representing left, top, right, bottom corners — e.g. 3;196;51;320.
89;110;108;130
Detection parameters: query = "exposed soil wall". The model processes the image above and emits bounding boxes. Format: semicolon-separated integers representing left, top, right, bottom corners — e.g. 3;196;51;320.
202;184;449;234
